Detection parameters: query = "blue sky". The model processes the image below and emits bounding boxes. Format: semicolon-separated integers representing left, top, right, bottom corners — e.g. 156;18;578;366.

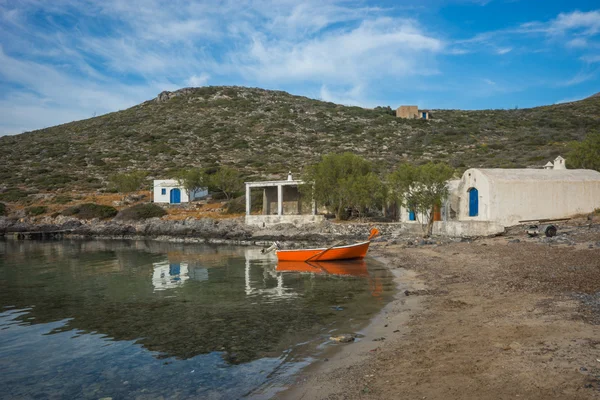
0;0;599;135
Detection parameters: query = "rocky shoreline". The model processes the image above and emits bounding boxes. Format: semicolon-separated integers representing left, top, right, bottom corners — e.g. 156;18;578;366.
0;215;440;246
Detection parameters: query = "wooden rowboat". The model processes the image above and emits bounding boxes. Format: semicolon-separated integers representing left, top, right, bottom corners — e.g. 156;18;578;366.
275;228;379;262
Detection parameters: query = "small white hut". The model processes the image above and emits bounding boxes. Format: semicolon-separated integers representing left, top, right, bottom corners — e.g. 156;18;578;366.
153;179;208;204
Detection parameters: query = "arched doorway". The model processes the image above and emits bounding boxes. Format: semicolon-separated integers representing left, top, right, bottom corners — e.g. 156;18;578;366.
468;188;478;217
170;188;181;204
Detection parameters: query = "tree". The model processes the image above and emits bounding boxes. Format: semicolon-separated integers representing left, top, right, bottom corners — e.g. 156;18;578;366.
301;152;382;220
110;171;146;198
177;168;209;203
568;133;600;171
211;166;242;200
389;162;454;237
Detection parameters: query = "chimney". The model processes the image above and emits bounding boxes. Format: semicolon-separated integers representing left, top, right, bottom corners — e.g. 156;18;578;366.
287;171;293;181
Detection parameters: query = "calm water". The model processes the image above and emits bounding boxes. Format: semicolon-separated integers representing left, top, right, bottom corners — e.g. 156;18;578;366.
0;239;394;399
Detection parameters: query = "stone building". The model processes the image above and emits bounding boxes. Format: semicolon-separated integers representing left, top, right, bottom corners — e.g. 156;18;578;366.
396;105;429;120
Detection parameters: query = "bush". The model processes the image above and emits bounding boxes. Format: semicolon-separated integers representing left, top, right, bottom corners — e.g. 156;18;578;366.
116;203;167;220
62;203;118;220
225;197;245;214
0;202;6;216
52;194;73;204
0;188;29;203
25;206;47;216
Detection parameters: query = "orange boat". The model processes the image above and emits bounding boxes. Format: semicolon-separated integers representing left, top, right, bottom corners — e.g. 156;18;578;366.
275;228;379;262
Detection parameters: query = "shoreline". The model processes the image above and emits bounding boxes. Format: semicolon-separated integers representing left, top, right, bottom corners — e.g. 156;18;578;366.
276;250;425;399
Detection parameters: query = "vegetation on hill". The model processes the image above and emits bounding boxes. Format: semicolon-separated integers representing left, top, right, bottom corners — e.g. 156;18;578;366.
568;133;600;171
115;203;167;220
62;203;118;220
0;86;598;196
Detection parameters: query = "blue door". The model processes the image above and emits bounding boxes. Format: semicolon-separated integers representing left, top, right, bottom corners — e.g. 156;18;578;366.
469;188;478;217
408;210;416;221
170;188;181;204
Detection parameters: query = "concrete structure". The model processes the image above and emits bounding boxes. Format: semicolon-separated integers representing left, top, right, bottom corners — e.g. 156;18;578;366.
153;179;208;204
245;172;324;227
396;105;429;120
455;167;600;227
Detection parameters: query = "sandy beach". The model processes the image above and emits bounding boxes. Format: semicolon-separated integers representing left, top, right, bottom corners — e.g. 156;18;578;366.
279;220;600;399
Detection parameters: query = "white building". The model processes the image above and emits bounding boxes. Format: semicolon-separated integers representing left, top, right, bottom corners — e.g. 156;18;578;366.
153;179;208;204
399;156;600;236
455;167;600;227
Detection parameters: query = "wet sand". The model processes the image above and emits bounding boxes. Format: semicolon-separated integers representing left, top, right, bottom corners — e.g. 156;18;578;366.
278;225;600;399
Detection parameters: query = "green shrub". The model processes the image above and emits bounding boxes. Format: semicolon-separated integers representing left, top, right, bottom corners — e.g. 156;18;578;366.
0;188;29;203
116;203;167;220
25;206;47;216
0;202;6;216
62;203;118;220
53;194;73;204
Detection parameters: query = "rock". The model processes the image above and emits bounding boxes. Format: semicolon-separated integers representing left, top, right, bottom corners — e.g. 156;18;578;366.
372;337;386;341
330;334;355;343
508;239;520;244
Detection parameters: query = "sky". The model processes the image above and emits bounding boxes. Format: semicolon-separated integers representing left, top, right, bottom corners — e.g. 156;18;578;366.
0;0;599;136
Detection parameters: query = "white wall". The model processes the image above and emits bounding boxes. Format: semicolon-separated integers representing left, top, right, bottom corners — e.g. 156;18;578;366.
153;179;208;204
456;169;600;227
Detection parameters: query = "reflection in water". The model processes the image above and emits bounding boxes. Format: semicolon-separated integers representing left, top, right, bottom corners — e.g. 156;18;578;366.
152;261;190;290
0;239;394;399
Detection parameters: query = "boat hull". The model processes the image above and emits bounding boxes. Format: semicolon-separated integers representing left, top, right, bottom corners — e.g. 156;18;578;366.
276;241;371;262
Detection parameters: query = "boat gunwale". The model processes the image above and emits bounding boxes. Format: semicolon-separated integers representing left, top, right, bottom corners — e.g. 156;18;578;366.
276;240;371;253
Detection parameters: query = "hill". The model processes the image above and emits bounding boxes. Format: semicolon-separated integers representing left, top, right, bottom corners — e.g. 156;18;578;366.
1;86;599;193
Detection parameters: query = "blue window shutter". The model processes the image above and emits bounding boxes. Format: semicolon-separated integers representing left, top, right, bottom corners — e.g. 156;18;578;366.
161;188;166;195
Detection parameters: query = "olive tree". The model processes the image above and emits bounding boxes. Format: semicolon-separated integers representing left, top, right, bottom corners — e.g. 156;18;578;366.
211;166;243;200
302;152;383;220
568;133;600;171
177;168;209;203
109;171;147;199
389;162;454;237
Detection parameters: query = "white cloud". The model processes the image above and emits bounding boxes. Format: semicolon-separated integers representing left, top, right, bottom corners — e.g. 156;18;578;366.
495;47;512;54
581;55;600;63
319;85;369;107
566;37;588;48
558;71;597;87
186;73;210;87
551;10;600;35
234;17;442;84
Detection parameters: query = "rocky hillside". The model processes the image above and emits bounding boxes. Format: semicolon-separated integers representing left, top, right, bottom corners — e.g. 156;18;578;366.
1;86;599;193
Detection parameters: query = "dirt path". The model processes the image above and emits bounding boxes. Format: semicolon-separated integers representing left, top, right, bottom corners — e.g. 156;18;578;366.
279;233;600;399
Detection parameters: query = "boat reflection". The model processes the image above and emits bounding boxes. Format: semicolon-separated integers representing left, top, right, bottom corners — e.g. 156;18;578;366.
276;259;369;277
276;259;383;298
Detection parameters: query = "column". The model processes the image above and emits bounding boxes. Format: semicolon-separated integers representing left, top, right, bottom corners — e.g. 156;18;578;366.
245;184;251;215
277;184;283;216
312;199;317;215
